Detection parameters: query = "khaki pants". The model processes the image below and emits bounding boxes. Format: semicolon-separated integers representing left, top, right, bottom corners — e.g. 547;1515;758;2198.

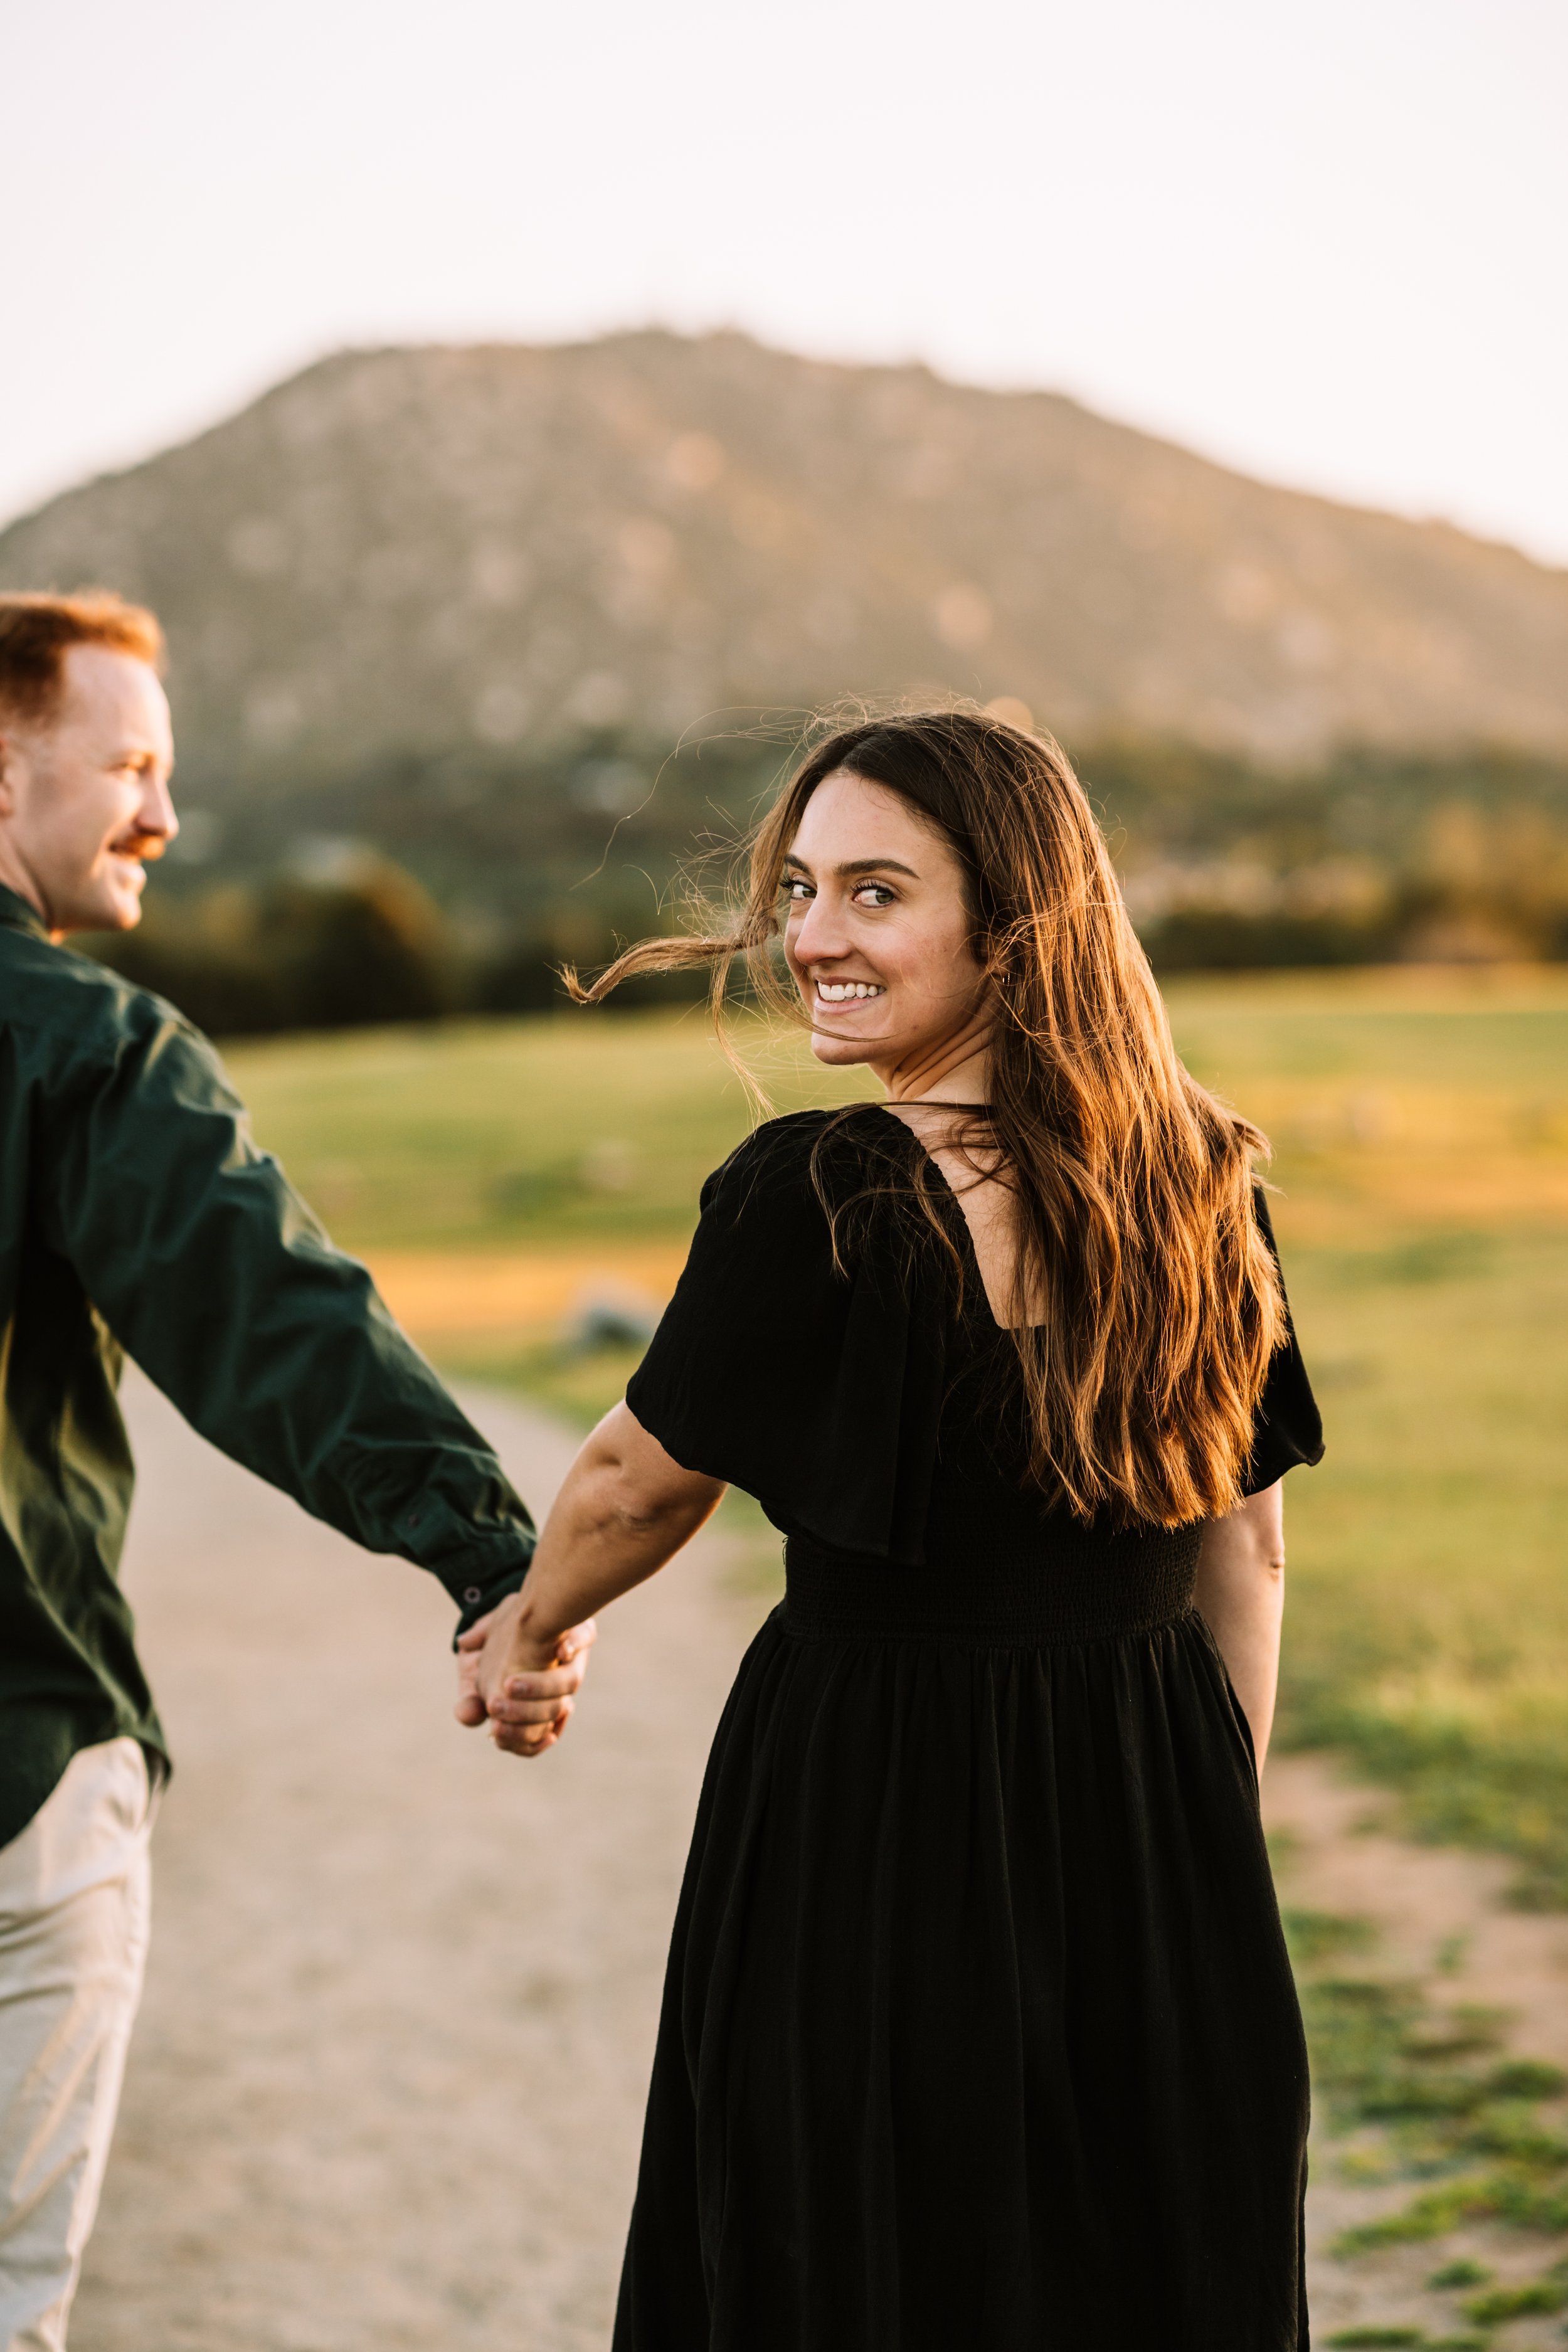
0;1740;152;2352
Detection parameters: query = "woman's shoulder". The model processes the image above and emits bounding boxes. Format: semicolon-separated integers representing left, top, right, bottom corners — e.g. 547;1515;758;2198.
631;1106;948;1559
702;1103;901;1208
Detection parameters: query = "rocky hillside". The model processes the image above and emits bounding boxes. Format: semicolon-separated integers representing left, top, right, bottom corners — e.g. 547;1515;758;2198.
3;329;1567;800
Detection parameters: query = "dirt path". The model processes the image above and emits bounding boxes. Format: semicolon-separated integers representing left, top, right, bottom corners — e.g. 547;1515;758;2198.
73;1374;766;2352
72;1379;1568;2349
1264;1757;1568;2347
1264;1756;1568;2071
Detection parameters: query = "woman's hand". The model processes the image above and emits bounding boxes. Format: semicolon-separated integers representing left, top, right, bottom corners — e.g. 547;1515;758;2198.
454;1596;598;1757
452;1402;724;1762
1193;1481;1286;1773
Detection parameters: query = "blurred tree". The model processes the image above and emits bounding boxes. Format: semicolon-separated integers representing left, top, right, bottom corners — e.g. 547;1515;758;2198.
95;889;285;1035
265;866;455;1027
88;861;457;1034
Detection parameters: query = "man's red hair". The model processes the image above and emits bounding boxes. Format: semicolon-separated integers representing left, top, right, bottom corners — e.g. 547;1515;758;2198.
0;591;166;726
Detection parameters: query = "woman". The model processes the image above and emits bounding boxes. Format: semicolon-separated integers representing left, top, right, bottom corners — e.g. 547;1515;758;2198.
462;709;1323;2349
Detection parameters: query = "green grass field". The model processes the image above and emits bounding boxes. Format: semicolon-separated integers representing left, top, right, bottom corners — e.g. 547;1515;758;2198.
225;970;1568;1903
226;1005;876;1249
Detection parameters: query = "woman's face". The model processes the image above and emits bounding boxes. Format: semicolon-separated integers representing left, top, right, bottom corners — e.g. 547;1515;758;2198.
781;769;992;1093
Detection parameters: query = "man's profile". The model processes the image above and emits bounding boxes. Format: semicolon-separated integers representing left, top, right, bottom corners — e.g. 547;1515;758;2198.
0;591;578;2351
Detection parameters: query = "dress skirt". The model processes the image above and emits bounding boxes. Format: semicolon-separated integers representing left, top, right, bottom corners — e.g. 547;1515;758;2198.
612;1537;1311;2352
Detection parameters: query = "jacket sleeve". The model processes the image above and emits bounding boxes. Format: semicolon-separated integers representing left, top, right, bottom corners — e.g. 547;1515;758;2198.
38;992;532;1629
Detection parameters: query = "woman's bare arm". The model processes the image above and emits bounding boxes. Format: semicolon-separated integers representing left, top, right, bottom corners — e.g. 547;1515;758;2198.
1192;1481;1286;1772
455;1401;725;1757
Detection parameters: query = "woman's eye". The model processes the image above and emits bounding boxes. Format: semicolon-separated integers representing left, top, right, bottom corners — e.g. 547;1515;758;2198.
853;884;896;908
783;879;813;903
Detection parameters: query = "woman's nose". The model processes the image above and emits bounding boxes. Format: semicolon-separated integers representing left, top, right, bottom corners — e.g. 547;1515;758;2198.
792;892;849;964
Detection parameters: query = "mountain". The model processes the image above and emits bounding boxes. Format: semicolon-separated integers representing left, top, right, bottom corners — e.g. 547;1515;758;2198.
3;330;1567;802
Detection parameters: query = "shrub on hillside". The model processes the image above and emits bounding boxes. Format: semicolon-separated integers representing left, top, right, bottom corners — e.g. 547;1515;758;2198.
1145;909;1396;972
266;868;455;1027
88;862;457;1035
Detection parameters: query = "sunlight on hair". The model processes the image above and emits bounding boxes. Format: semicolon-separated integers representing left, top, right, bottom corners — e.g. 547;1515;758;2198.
562;702;1285;1528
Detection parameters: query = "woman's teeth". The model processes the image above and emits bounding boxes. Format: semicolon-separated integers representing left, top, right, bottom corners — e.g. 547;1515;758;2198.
815;980;884;1002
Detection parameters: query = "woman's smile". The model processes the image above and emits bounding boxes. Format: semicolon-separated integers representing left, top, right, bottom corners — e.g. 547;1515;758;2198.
813;976;886;1007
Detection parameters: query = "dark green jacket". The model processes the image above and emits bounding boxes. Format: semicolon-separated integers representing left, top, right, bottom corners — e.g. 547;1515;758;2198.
0;885;534;1850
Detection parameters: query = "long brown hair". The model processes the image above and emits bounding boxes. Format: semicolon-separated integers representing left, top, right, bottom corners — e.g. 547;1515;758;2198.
569;706;1284;1527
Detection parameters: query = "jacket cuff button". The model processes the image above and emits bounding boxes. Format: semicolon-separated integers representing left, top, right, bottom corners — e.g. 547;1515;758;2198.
463;1586;483;1605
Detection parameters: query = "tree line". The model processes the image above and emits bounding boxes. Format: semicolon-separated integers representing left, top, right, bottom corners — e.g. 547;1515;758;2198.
89;736;1568;1036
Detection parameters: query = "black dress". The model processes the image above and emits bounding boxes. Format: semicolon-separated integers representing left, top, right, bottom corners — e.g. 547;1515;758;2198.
614;1107;1323;2352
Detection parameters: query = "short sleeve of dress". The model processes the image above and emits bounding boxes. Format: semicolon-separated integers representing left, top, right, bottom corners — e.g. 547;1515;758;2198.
625;1110;948;1560
1243;1186;1325;1495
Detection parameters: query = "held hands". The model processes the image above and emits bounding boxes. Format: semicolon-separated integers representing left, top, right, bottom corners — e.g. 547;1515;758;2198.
454;1591;597;1758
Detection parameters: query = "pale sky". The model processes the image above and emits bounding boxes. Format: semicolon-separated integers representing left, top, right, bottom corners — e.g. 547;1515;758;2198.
4;0;1565;563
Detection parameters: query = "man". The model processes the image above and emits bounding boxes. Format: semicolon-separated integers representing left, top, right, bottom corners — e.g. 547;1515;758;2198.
0;591;583;2351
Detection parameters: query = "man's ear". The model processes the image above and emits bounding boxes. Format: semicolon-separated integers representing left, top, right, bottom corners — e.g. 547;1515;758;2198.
0;720;41;819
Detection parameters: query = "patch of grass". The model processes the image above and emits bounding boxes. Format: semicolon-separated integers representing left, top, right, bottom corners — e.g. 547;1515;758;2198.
1426;2259;1492;2289
1357;1234;1497;1286
1282;1908;1377;1968
1323;2333;1487;2349
1281;1905;1568;2269
1265;1218;1568;1907
1336;2174;1568;2254
1490;2065;1568;2102
1462;2277;1567;2323
1324;2331;1491;2349
1325;2336;1486;2351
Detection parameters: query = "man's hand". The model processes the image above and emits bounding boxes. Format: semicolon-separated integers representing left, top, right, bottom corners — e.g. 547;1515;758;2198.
452;1402;716;1761
454;1593;597;1757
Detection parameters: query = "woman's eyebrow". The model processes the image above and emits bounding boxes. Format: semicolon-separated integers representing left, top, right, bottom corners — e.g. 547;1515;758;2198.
838;857;919;879
781;852;921;879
